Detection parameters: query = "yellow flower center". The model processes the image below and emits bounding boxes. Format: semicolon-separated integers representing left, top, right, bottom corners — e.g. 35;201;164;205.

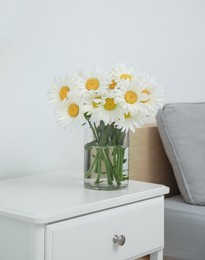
86;78;99;90
104;98;117;111
120;74;132;81
125;90;138;104
59;86;69;100
92;101;98;108
141;88;150;103
124;112;131;119
109;80;117;89
68;103;79;117
92;96;101;108
142;89;150;95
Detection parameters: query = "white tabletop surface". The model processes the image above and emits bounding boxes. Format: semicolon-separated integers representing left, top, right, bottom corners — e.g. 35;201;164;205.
0;171;169;224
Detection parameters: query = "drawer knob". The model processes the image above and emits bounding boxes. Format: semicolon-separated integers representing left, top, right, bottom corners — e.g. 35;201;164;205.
113;234;126;246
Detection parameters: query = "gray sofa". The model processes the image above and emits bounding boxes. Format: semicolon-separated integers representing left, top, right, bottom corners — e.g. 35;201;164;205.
157;102;205;260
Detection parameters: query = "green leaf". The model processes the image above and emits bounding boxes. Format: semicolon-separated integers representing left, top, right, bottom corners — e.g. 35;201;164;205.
85;140;98;149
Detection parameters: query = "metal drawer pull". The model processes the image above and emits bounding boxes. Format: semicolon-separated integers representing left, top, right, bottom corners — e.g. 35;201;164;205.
113;234;126;246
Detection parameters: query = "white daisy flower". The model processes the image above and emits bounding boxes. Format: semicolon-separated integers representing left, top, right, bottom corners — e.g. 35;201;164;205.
110;63;137;83
115;111;147;133
139;74;165;114
90;94;123;125
114;79;148;114
48;75;74;109
56;93;86;129
82;91;103;115
74;67;110;94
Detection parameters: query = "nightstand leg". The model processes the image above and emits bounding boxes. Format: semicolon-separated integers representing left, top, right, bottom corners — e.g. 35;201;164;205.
150;249;163;260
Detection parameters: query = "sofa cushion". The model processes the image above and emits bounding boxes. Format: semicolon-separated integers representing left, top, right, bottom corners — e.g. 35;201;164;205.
156;102;205;205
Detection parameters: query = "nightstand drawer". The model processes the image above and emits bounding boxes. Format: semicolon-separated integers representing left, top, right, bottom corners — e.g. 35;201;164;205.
46;197;164;260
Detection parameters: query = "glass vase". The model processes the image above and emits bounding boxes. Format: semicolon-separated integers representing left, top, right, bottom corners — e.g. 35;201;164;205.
84;122;129;190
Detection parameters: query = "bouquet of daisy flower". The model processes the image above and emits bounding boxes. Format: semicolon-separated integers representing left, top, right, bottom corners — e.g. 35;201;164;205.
48;64;164;190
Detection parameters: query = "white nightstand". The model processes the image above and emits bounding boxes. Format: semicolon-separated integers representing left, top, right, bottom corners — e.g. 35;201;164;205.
0;171;169;260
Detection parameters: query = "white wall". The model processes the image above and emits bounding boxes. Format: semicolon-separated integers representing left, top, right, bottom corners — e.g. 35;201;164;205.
1;0;205;179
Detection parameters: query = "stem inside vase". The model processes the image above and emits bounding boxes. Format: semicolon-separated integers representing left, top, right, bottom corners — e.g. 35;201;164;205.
84;119;129;190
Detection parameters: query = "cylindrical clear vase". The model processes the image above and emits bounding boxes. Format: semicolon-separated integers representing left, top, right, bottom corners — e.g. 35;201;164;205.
84;123;129;190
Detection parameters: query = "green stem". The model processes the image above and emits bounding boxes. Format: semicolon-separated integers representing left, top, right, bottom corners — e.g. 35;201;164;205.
101;149;113;185
95;150;102;184
114;147;121;186
115;146;126;185
93;122;100;140
104;148;114;180
87;119;99;141
85;151;99;178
